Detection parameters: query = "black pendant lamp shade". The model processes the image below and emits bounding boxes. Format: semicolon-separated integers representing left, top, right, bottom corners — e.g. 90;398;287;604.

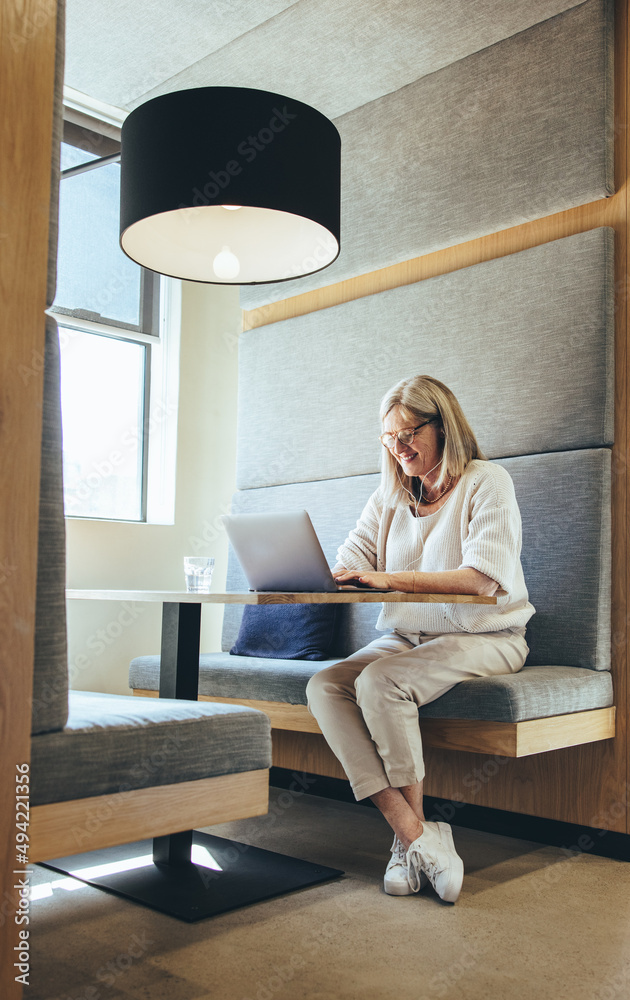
120;87;341;284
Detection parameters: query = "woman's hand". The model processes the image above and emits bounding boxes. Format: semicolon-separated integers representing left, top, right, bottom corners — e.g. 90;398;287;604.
333;570;392;589
331;565;349;579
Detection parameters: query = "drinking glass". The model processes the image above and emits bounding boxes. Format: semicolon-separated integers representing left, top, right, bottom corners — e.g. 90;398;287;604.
184;556;215;593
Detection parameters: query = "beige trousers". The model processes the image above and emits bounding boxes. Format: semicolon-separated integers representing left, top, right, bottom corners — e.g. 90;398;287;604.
305;628;529;801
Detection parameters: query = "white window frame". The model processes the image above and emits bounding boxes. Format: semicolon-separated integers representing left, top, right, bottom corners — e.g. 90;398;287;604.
52;89;180;525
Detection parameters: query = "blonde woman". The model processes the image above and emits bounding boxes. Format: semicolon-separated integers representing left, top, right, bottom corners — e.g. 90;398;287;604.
306;375;534;902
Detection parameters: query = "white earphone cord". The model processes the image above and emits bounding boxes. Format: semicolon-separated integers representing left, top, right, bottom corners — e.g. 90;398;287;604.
395;457;444;571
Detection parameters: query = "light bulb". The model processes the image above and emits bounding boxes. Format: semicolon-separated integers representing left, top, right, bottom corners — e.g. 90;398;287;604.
212;246;240;280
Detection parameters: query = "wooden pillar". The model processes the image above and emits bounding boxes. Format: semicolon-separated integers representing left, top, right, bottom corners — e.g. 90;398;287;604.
616;0;630;838
0;2;59;997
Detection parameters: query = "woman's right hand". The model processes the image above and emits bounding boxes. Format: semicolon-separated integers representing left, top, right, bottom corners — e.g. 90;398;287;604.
331;564;349;579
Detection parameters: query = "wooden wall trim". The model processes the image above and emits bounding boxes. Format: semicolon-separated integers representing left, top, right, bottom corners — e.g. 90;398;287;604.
0;2;59;997
243;197;624;331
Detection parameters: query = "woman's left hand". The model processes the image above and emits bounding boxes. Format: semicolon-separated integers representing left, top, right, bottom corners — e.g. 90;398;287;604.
334;570;392;589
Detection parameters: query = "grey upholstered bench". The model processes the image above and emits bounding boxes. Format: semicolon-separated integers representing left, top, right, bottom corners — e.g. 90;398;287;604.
130;448;615;764
29;328;272;865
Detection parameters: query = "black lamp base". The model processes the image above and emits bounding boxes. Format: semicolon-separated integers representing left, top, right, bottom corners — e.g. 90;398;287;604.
39;833;344;922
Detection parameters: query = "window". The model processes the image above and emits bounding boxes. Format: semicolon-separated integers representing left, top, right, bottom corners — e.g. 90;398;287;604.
59;329;147;520
51;115;180;522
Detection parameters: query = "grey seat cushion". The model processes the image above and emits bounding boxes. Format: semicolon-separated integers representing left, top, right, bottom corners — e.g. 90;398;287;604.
129;656;613;724
30;691;271;806
416;665;613;723
131;653;341;706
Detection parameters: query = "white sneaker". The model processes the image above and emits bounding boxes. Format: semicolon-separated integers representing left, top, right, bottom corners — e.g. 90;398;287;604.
406;821;464;902
384;836;427;895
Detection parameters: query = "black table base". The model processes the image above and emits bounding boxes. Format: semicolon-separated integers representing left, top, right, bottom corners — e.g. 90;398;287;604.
39;832;344;922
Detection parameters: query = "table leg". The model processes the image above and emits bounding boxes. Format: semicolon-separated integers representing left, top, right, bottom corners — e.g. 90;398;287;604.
153;602;201;864
158;602;201;700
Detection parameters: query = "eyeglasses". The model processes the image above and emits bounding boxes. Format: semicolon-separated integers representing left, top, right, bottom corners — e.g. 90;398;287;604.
379;418;435;450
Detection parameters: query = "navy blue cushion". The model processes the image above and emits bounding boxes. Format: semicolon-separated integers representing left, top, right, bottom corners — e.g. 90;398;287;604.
230;604;338;661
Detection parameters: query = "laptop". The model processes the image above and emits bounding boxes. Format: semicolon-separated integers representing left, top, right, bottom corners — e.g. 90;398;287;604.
221;510;391;593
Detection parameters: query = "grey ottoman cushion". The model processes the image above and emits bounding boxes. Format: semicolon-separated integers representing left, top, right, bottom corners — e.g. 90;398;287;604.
31;691;271;806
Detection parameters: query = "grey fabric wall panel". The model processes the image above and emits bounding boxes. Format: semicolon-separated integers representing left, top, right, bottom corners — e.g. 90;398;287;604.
237;229;614;490
130;0;583;117
240;0;613;310
222;448;611;670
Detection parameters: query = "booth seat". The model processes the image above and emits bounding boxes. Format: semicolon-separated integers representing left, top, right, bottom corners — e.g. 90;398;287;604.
130;448;615;765
29;321;272;864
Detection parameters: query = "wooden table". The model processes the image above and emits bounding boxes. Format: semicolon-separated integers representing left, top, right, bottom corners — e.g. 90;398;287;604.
63;587;496;918
67;588;497;701
67;588;496;702
66;588;498;604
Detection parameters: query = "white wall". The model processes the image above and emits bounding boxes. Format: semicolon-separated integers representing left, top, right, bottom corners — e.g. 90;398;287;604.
65;281;241;695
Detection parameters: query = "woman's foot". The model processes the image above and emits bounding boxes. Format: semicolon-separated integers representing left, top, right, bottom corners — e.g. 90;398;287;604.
406;821;464;902
384;836;427;895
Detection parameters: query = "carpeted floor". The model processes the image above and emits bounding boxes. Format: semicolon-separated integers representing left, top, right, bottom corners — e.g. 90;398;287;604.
28;787;630;1000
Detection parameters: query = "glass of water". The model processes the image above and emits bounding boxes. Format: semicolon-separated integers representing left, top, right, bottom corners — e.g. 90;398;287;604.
184;556;215;593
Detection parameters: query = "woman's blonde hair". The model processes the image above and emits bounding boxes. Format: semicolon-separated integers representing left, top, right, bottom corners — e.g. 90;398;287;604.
379;375;486;506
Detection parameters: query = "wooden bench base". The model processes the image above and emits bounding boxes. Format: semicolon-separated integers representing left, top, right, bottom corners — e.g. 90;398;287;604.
133;689;616;757
30;769;269;862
